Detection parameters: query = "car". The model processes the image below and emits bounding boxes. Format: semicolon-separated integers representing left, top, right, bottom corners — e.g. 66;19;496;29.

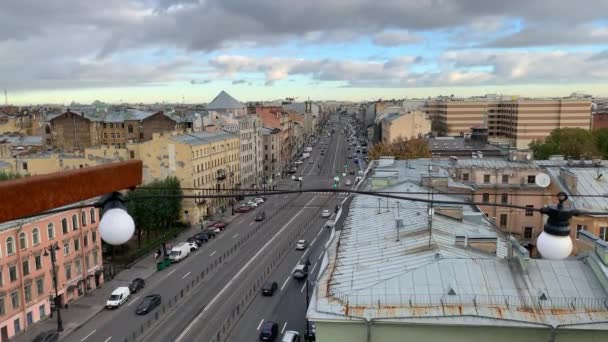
192;232;209;243
321;209;331;218
128;278;145;293
135;294;161;315
254;197;265;204
247;201;258;208
294;160;303;165
286;168;297;174
201;229;217;238
281;331;300;342
304;321;316;341
308;160;314;164
106;287;130;309
354;158;359;164
187;237;202;246
345;179;352;186
320;152;325;155
188;241;199;251
255;211;266;221
292;264;308;279
259;321;279;341
296;240;308;250
262;281;278;296
347;147;351;150
210;221;227;230
235;206;252;213
33;331;59;342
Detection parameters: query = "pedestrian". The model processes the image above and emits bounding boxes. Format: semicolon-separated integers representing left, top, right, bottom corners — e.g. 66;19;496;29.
154;249;161;259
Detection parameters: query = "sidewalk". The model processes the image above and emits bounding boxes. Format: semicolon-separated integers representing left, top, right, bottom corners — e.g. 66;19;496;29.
14;210;241;342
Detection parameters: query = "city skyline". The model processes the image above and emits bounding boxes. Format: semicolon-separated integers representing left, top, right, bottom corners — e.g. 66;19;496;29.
2;0;608;104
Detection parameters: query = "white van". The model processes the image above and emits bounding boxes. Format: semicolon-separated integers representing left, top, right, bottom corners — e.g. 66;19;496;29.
106;287;130;309
169;242;191;262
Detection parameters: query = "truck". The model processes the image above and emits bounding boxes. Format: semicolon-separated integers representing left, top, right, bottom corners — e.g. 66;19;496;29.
168;242;191;262
305;147;313;152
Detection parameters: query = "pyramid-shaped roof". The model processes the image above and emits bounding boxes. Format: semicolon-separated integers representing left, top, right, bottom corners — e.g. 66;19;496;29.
206;91;244;110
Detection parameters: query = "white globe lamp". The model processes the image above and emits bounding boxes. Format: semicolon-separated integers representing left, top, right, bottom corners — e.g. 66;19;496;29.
537;192;576;260
537;231;572;260
98;192;135;245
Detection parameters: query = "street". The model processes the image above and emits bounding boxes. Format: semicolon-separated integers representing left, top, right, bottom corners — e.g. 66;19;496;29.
62;114;353;342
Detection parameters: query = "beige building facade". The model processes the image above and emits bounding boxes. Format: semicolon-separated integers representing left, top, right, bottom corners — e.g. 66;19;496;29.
380;110;430;144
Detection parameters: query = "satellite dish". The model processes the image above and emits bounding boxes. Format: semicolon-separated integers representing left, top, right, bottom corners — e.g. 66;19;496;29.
535;173;551;188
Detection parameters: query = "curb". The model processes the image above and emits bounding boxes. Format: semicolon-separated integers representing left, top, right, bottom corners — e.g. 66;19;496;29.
63;306;105;338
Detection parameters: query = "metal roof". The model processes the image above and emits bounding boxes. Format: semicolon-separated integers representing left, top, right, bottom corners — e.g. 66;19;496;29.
455;159;541;169
545;167;608;212
169;131;237;146
0;134;43;146
206;91;244;110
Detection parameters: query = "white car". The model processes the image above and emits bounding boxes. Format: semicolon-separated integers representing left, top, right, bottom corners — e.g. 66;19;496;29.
321;209;331;218
254;197;265;204
188;241;198;251
294;160;303;165
281;331;300;342
247;201;258;208
106;287;130;309
296;240;308;250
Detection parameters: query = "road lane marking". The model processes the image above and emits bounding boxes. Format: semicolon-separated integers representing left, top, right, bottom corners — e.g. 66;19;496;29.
175;195;319;342
316;228;323;237
300;282;306;293
318;253;324;261
280;276;290;291
311;262;318;274
81;330;96;341
311;236;318;246
126;296;140;306
182;271;191;279
104;337;112;342
233;233;239;239
167;269;176;276
257;319;264;330
210;251;216;256
281;322;288;334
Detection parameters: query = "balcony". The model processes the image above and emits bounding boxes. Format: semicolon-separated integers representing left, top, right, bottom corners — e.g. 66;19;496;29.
216;169;227;181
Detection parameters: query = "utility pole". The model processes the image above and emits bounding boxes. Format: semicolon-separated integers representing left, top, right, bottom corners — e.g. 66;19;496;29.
44;243;64;332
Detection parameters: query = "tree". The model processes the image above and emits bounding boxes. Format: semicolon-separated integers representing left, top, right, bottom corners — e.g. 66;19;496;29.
529;128;598;160
0;171;21;182
125;176;183;253
368;137;431;160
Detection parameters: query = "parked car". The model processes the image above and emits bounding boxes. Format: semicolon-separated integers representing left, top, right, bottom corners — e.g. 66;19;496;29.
287;168;297;174
106;287;131;309
128;278;145;294
259;321;279;341
254;197;265;204
294;160;303;165
349;170;355;175
235;206;252;213
281;331;300;342
210;221;227;230
192;232;209;243
169;242;190;262
308;160;314;164
262;281;278;296
321;209;331;218
292;264;308;279
202;228;217;238
296;240;308;250
247;201;258;208
188;241;199;251
255;211;266;221
345;179;352;186
33;331;59;342
135;294;162;315
304;321;316;341
187;237;202;246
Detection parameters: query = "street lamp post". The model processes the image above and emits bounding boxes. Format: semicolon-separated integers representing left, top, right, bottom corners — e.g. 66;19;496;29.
43;243;63;332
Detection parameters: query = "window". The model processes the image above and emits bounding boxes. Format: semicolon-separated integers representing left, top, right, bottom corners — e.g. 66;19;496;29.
502;175;509;184
62;218;68;234
499;214;507;227
14;318;20;333
93;250;99;266
34;255;42;270
527;175;536;184
85;255;90;269
74;238;80;251
524;226;533;239
63;242;69;256
72;214;79;230
83;235;88;248
110;123;114;128
47;223;55;239
600;227;608;241
90;208;96;223
128;125;133;133
483;174;490;184
10;291;19;309
482;193;489;203
36;278;44;295
462;173;469;182
104;133;107;139
525;205;534;216
81;212;87;226
130;151;135;159
9;265;17;282
110;133;114;139
116;133;120;139
75;259;82;275
0;297;4;316
22;260;29;276
65;264;71;280
24;285;31;303
139;132;144;139
501;193;508;204
39;305;45;319
32;228;40;245
6;237;14;255
18;232;27;250
576;224;587;239
92;231;97;243
22;162;28;171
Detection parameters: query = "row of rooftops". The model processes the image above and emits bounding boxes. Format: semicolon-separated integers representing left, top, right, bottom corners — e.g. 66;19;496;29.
308;157;608;330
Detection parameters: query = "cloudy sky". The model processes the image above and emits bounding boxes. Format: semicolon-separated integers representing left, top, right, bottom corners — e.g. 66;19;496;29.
2;0;608;104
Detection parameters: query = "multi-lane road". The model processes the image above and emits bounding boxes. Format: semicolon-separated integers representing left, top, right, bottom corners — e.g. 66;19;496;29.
64;114;355;342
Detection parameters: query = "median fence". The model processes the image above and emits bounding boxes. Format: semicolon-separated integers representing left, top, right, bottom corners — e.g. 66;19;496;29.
123;193;330;342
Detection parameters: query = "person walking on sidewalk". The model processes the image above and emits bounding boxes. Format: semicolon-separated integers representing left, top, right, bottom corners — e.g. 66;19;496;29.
154;249;161;259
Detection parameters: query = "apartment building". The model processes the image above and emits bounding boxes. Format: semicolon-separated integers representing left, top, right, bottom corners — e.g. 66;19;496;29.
380;109;430;144
426;97;592;149
0;207;103;340
238;115;263;189
260;127;281;186
132;131;240;224
250;105;293;172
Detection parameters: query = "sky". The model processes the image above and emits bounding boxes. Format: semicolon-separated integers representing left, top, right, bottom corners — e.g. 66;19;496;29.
2;0;608;105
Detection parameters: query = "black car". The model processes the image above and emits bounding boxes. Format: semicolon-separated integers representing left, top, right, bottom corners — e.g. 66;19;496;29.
187;237;202;246
128;278;145;293
33;331;59;342
135;294;161;315
262;281;278;296
286;168;297;174
201;228;217;238
259;321;278;341
349;170;355;175
192;233;209;244
255;211;266;222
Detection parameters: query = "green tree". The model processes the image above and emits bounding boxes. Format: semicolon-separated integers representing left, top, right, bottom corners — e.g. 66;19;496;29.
0;171;21;182
593;128;608;159
529;128;598;160
125;176;183;251
368;137;431;160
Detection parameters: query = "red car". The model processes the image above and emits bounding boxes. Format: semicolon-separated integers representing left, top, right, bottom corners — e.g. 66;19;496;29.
235;206;251;213
210;221;226;230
